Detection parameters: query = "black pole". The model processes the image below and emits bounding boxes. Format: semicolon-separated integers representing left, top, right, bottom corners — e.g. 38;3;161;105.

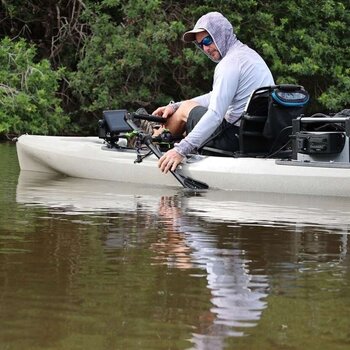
125;114;209;190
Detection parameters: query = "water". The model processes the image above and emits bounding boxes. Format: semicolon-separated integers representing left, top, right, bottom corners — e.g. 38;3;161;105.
1;142;350;350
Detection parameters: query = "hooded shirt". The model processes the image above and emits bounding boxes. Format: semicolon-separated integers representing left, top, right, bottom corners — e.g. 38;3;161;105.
174;12;274;157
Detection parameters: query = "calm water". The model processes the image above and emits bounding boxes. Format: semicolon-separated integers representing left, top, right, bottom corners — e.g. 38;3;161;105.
1;142;350;350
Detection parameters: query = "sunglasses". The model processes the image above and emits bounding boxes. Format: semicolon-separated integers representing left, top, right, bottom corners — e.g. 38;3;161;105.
197;35;213;48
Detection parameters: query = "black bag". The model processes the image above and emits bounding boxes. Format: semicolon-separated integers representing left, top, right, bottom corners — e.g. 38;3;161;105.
263;86;310;140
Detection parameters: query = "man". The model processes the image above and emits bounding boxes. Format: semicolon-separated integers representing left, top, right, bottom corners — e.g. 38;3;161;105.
153;12;274;173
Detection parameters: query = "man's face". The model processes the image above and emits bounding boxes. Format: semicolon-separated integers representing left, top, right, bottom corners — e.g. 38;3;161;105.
195;31;221;61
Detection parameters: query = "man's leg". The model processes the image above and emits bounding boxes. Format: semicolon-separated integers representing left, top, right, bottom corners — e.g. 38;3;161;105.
186;105;240;152
160;100;199;136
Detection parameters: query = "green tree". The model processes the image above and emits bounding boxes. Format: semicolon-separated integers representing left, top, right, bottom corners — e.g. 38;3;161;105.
244;0;350;112
1;0;349;135
69;1;188;116
0;37;70;137
70;0;349;122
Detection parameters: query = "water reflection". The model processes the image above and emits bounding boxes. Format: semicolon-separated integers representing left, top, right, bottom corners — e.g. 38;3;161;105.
153;195;269;346
15;171;350;349
16;170;350;229
16;172;270;347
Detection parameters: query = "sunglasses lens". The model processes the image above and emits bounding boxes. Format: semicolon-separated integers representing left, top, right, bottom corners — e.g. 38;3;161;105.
199;35;213;48
202;36;212;46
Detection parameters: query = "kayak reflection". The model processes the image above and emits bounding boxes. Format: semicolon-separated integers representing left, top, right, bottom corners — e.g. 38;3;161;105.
16;170;350;229
16;171;270;345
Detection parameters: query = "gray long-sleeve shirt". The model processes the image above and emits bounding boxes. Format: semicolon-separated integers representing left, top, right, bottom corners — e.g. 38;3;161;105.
174;12;274;156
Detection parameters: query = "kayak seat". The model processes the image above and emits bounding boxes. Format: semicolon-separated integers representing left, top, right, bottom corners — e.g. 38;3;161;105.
238;84;309;158
238;88;270;157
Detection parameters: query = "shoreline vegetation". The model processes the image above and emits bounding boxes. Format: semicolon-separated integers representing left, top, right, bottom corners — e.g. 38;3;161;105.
0;0;349;139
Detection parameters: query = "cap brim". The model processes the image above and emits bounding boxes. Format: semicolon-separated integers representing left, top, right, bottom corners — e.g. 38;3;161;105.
182;28;205;43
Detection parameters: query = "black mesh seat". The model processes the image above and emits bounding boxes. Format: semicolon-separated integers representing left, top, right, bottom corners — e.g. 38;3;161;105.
238;84;309;158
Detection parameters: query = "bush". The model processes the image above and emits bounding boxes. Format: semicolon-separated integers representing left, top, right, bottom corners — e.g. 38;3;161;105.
1;0;349;135
244;0;350;113
0;37;70;137
70;3;185;115
70;0;349;119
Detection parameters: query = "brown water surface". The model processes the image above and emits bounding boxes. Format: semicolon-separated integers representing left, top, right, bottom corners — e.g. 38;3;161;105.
1;142;350;350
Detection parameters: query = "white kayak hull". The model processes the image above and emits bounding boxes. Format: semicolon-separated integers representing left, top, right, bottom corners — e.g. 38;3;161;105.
16;134;350;197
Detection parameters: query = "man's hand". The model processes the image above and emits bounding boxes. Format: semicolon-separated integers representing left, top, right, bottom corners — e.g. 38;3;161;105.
153;105;176;119
158;149;184;173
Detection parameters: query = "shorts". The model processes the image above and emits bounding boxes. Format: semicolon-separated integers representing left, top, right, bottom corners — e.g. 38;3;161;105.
186;106;239;152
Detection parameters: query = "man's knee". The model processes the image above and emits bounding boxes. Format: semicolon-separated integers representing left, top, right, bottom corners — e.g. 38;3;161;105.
176;100;200;122
186;105;208;133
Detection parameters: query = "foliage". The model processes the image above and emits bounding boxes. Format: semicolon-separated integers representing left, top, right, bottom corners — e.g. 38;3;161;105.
244;0;350;112
0;37;69;137
0;0;349;135
70;0;350;118
0;0;87;69
69;1;191;116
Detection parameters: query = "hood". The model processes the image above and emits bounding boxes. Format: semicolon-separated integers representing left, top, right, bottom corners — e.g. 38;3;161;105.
183;12;237;62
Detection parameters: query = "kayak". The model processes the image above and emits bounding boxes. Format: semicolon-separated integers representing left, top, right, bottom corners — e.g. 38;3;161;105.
15;85;350;197
16;133;350;197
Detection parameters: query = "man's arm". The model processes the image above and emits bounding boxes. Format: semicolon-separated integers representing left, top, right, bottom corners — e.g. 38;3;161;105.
174;62;240;155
